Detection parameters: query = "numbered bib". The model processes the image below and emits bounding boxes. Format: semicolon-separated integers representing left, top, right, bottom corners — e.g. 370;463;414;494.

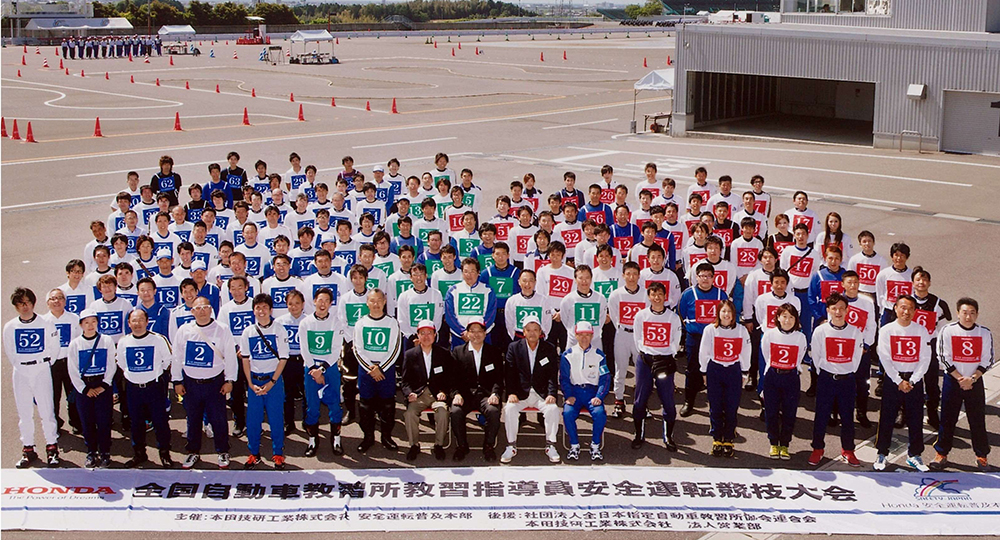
574;303;601;326
97;311;123;335
714;336;742;363
362;327;391;353
346;304;369;326
409;303;435;326
457;293;485;316
846;305;868;331
695;299;719;325
769;343;798;369
15;328;45;354
548;275;573;298
515;306;542;329
825;337;855;364
889;335;920;363
856;263;879;286
643;321;672;348
618;302;644;326
489;277;513;299
951;336;982;363
248;334;279;360
184;341;214;368
126;346;155;373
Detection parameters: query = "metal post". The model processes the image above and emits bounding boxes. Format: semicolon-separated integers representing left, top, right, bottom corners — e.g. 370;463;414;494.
631;90;638;133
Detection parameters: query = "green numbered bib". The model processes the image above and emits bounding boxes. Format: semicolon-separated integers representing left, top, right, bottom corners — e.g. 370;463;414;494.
458;292;486;316
409;303;435;325
594;280;617;299
458;238;481;258
418;227;433;243
515;306;543;328
374;261;395;277
409;205;424;218
438;279;461;299
462;192;476;208
436;204;448;219
395;279;415;298
362;327;391;353
490;276;514;299
426;259;444;275
346;303;369;326
365;278;379;291
575;303;601;326
307;330;334;355
478;253;496;270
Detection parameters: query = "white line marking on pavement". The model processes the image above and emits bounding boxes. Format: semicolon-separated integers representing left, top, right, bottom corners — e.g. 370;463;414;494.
341;55;630;74
553;150;620;163
854;203;898;212
17;113;297;122
567;146;972;188
352;137;457;149
2;98;669;167
626;137;1000;170
542;118;619;130
2;78;184;109
932;213;980;222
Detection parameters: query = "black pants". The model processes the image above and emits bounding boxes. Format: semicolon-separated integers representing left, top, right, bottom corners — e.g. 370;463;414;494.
491;309;512;355
283;355;305;427
114;371;130;426
76;388;113;455
183;375;229;454
602;321;616;381
812;371;855;451
50;358;81;429
229;361;247;429
855;349;872;415
342;342;359;417
875;377;924;457
451;397;501;450
126;379;171;453
548;320;567;354
359;396;395;441
934;376;989;458
924;339;940;418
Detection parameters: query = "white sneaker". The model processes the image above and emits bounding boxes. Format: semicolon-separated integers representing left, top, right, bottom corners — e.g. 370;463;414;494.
500;446;516;464
873;454;888;471
590;444;603;461
218;453;231;469
906;455;930;472
545;445;561;463
566;445;581;461
204;423;214;439
182;454;200;469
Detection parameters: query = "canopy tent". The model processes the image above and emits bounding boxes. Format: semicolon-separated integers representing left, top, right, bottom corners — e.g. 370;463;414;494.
632;69;675;133
288;30;337;64
158;25;196;38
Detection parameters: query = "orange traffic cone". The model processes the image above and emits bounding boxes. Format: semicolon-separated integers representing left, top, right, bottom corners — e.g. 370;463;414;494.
297;104;305;121
336;37;339;45
35;47;40;54
24;122;36;143
434;41;438;48
174;112;182;131
185;81;190;89
563;50;567;60
81;69;85;77
42;58;49;68
475;47;479;55
23;44;27;53
667;55;672;66
59;58;64;69
232;50;238;59
105;72;109;80
170;55;174;66
55;47;60;57
65;68;69;75
451;48;455;56
93;117;103;137
129;53;133;62
143;57;150;64
0;117;6;138
331;97;336;107
458;42;462;50
156;78;160;86
540;52;544;62
290;93;295;102
251;88;256;97
392;98;398;114
130;75;134;83
215;84;220;93
16;69;21;77
21;55;26;66
11;120;21;140
643;57;647;68
365;100;371;111
242;107;250;126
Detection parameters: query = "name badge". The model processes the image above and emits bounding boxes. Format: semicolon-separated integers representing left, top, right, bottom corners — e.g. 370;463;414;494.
433;366;444;374
484;363;495;372
539;358;549;366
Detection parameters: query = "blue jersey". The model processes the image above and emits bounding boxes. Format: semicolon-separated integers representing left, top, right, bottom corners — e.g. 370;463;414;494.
678;286;728;335
137;302;170;336
479;263;521;309
809;265;846;321
389;234;423;256
203;181;232;209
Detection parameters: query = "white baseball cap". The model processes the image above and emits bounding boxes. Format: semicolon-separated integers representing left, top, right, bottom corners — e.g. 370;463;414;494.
79;309;98;322
417;320;436;332
521;315;542;329
156;248;173;260
191;260;207;272
372;165;385;173
466;317;486;330
574;321;594;334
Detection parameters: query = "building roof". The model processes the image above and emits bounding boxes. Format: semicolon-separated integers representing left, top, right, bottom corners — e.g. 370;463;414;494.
25;17;132;30
683;22;1000;48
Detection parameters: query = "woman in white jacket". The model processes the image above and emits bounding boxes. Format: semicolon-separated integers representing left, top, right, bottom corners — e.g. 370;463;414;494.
700;300;751;458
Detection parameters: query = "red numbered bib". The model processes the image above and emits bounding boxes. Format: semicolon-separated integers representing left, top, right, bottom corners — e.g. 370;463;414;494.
886;280;912;304
560;229;582;249
713;228;734;245
825;337;855;364
600;188;615;204
820;280;844;301
769;343;799;369
855;263;879;286
773;241;793;256
586;211;606;224
619;302;645;326
516;235;531;254
695;299;719;324
788;256;814;278
951;336;983;363
792;214;814;232
613;236;634;255
692;190;710;207
549;275;573;298
913;309;937;335
533;258;549;271
765;304;780;329
889;335;921;363
757;280;772;295
643;321;672;348
846;305;869;331
688;252;708;268
494;222;513;241
713;271;729;291
637;254;650;270
736;247;758;268
752;199;767;215
448;213;464;232
714;336;742;363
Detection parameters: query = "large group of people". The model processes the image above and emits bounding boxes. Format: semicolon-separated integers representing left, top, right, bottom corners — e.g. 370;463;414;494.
4;150;994;473
59;36;163;60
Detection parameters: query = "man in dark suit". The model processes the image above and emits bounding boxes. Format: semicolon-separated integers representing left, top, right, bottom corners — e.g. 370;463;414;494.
451;318;504;462
401;320;456;461
501;315;562;464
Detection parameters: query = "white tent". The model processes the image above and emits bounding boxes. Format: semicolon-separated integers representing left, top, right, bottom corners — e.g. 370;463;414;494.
288;30;336;64
632;69;675;132
289;29;334;43
158;25;196;39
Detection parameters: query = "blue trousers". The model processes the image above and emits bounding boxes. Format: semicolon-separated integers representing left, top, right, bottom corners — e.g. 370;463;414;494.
562;385;607;445
705;361;741;442
634;354;676;439
183;374;230;454
76;388;113;455
683;331;704;405
126;379;171;452
793;289;813;366
812;371;856;450
304;365;342;426
247;372;285;456
875;377;924;457
762;368;799;447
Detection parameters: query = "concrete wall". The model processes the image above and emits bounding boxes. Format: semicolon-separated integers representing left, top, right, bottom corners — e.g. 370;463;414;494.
672;24;1000;150
781;0;997;33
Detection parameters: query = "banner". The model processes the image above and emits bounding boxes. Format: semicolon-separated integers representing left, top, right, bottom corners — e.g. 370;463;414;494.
3;467;999;534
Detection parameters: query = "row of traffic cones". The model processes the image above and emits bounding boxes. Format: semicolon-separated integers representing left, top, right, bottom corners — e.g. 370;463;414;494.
1;118;36;142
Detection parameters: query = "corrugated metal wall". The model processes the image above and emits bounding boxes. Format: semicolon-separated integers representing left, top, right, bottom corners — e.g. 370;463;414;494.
781;0;992;32
674;25;1000;141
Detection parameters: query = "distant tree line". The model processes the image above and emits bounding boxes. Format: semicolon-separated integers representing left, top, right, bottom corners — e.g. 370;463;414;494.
624;0;663;19
91;0;536;27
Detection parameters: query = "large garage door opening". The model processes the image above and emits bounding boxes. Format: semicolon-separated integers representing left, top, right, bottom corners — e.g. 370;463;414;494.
689;72;875;146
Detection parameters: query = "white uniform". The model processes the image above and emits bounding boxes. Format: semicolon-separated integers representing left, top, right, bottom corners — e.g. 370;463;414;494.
217;297;255;343
591;265;622;300
761;327;808;374
938;322;994;379
238;320;290;374
88;296;133;344
784;207;820;244
686;182;717;209
639;267;682;309
874;266;913;314
170;319;239;383
754;292;801;330
845;294;878;347
707;192;742;219
732;208;768;239
741;268;773;324
117;331;172;385
608;285;648;399
847;251;889;296
261;275;308;319
299;312;345;371
44;311;81;360
560;290;609;351
302;271;349;311
811;323;863;375
386;269;415;316
699;324;752;373
687;257;738;297
353;314;403;374
395;285;444;336
339;289;371;343
730;236;764;279
504;292;555;340
877;321;932;385
67;333;118;394
168;304;195;344
221;275;262;304
780;245;821;292
3;315;61;446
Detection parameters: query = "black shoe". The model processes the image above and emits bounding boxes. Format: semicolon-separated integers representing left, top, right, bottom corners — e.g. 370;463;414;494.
433;445;446;460
358;438;375;454
125;454;149;468
679;402;694;417
453;446;469;461
664;420;678;452
98;454;112;468
332;438;344;456
631;437;644;450
875;379;883;397
483;446;497;462
406;445;420;461
121;417;132;432
304;440;317;458
46;444;61;468
16;448;37;469
284;423;295;434
159;450;174;468
856;414;872;429
805;372;818;397
85;453;100;469
381;437;399;451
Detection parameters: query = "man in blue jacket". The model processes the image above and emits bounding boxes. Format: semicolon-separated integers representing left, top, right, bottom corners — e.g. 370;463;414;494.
560;321;610;461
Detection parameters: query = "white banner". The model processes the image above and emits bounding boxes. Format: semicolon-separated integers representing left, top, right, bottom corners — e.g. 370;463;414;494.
2;467;999;534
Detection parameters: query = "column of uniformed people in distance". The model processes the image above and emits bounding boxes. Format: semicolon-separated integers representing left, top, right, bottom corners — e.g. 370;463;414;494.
4;150;994;473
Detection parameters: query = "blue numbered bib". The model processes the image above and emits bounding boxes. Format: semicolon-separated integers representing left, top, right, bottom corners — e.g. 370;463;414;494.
153;241;173;256
193;252;211;266
296;218;315;231
245;257;261;276
56;323;72;347
187;208;204;222
228;311;254;336
175;314;194;328
130;194;142;207
291;175;306;190
66;295;87;314
184;341;214;368
284;324;300;349
174;230;191;242
264;237;277;255
206;234;221;248
126;236;138;253
159;175;176;192
303;187;317;203
126;345;155;373
215;216;231;230
335;250;357;267
312;283;338;304
142;208;159;225
293;258;314;277
156;286;179;308
113;216;125;231
79;347;108;376
226;173;243;190
15;328;45;354
375;187;390;202
248;334;278;360
271;286;295;309
97;311;123;335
